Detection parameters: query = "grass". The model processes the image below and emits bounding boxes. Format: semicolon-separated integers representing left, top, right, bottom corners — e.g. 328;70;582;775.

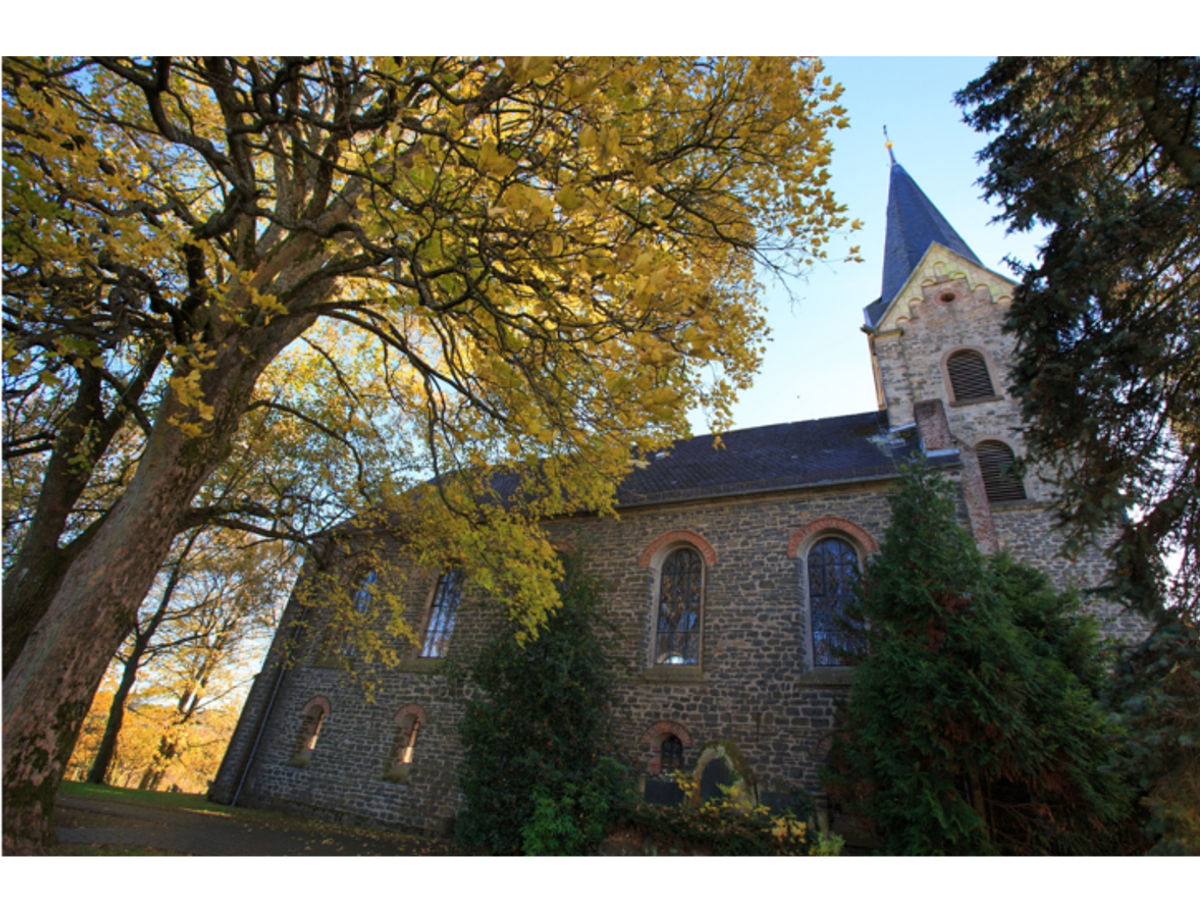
55;779;461;855
59;780;227;815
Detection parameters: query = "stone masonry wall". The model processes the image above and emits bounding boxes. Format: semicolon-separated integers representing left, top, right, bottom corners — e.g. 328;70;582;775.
219;479;903;830
217;465;1144;833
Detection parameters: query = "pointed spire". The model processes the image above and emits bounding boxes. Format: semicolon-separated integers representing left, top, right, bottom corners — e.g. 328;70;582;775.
883;125;896;166
865;149;985;326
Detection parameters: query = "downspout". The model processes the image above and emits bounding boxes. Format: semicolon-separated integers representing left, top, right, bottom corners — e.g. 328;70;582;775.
230;604;309;807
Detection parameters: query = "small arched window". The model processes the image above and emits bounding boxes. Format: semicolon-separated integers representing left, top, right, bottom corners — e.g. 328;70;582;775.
288;698;328;767
660;735;684;773
655;547;703;666
946;350;996;402
808;537;865;667
421;570;463;658
384;705;427;783
976;441;1027;503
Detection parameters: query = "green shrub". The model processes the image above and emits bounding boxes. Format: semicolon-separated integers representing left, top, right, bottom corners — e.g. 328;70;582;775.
610;776;829;856
453;550;630;854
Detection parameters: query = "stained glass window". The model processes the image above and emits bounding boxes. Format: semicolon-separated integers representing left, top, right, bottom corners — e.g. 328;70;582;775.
352;570;377;614
660;735;684;773
421;570;463;658
655;547;702;665
808;537;865;666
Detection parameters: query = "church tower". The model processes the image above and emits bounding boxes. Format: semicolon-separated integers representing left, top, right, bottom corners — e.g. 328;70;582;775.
862;150;1039;554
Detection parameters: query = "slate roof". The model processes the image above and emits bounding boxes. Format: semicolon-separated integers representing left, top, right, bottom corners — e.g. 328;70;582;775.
866;158;984;329
612;410;925;507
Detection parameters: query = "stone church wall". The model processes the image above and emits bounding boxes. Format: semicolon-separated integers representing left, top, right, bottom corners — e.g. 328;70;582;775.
212;466;1146;832
214;479;899;831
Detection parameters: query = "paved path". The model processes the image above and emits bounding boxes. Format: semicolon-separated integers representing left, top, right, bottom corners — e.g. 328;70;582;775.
54;792;457;856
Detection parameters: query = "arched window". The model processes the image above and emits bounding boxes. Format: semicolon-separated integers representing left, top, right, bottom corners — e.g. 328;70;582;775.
655;547;703;666
421;570;463;658
946;350;996;402
384;704;427;783
288;697;329;767
976;441;1027;502
808;537;865;667
340;570;378;655
353;570;377;614
660;735;684;773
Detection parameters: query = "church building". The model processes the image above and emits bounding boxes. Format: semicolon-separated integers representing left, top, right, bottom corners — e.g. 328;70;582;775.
210;153;1146;832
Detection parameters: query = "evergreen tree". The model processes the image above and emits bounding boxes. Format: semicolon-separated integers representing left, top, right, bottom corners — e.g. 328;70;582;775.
957;57;1199;617
822;467;1131;854
453;551;628;854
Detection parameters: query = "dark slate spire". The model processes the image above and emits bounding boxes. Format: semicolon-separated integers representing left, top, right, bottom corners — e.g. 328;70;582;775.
865;149;984;327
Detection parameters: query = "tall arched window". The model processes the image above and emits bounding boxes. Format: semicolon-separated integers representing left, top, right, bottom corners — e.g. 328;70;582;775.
946;350;996;402
420;570;463;658
808;537;865;667
352;570;377;613
655;547;702;666
976;441;1027;502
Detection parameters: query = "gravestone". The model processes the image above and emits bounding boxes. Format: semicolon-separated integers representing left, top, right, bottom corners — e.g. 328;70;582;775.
699;756;734;803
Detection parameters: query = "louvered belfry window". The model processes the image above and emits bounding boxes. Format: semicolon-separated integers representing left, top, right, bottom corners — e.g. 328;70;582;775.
946;350;996;402
656;547;702;665
420;570;463;658
808;537;865;666
976;441;1027;503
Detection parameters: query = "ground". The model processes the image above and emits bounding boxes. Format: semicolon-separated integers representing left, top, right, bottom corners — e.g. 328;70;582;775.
51;782;459;856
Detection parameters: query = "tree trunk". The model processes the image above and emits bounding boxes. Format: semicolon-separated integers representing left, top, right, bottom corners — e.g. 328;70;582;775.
2;345;164;677
85;660;136;786
1;312;313;853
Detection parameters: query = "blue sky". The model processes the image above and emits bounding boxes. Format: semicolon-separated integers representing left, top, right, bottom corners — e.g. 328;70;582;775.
695;57;1050;435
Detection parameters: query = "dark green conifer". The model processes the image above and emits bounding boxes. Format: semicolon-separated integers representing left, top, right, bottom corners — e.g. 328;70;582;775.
822;467;1131;854
453;550;627;854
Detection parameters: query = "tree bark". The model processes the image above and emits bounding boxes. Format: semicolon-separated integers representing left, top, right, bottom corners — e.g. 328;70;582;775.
2;344;165;677
1;311;314;853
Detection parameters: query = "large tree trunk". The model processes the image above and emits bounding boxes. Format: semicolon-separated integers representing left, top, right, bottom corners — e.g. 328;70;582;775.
2;345;164;677
1;314;313;853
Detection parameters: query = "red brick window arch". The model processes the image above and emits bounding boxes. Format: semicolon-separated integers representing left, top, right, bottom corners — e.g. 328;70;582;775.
640;720;694;775
288;696;330;768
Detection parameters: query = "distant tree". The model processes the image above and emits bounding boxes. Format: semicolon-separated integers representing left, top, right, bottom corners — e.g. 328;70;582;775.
956;57;1199;617
85;528;290;788
822;467;1133;855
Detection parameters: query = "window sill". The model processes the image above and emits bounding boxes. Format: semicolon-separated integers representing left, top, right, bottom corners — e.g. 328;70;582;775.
639;665;706;684
286;751;312;769
948;395;1002;408
396;657;445;675
797;667;856;687
989;498;1045;511
383;765;411;785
